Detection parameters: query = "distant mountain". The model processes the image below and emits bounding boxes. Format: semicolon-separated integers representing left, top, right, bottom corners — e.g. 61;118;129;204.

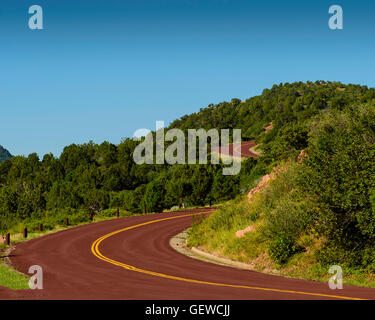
0;145;12;162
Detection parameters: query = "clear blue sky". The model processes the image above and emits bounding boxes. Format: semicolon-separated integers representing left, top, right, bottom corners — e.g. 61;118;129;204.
1;0;375;157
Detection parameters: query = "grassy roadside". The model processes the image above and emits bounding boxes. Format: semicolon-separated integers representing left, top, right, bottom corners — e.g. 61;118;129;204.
187;202;375;288
187;163;375;289
0;243;29;290
0;261;29;290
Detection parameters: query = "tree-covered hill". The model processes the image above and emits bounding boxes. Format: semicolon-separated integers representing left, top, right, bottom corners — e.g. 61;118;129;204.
0;146;12;162
170;81;374;137
186;81;375;278
1;80;374;240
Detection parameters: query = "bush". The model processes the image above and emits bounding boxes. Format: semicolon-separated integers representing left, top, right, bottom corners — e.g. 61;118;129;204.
254;162;315;264
144;179;166;213
297;104;375;267
268;233;302;265
370;190;375;214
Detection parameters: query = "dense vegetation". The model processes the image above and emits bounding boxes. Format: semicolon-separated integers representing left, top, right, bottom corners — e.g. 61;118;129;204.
0;133;255;233
187;81;375;278
1;80;375;279
0;146;12;163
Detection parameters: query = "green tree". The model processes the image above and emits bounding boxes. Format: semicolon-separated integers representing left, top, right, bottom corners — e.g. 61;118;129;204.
144;179;166;213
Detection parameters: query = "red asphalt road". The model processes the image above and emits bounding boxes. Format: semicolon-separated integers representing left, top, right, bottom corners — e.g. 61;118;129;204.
1;208;375;300
212;141;258;159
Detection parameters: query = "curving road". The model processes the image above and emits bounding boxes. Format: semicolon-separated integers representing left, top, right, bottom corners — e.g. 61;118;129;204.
1;208;375;300
211;141;259;159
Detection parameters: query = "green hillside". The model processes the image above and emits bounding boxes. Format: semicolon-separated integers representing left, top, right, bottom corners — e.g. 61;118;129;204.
187;81;375;286
1;80;374;284
0;146;12;162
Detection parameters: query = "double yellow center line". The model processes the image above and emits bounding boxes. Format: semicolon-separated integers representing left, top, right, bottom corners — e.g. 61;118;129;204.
91;212;365;300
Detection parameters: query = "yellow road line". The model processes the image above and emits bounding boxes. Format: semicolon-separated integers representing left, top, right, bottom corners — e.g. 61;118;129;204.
91;212;365;300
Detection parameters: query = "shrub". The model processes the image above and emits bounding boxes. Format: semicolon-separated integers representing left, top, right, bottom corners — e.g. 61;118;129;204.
268;233;302;265
144;179;166;213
